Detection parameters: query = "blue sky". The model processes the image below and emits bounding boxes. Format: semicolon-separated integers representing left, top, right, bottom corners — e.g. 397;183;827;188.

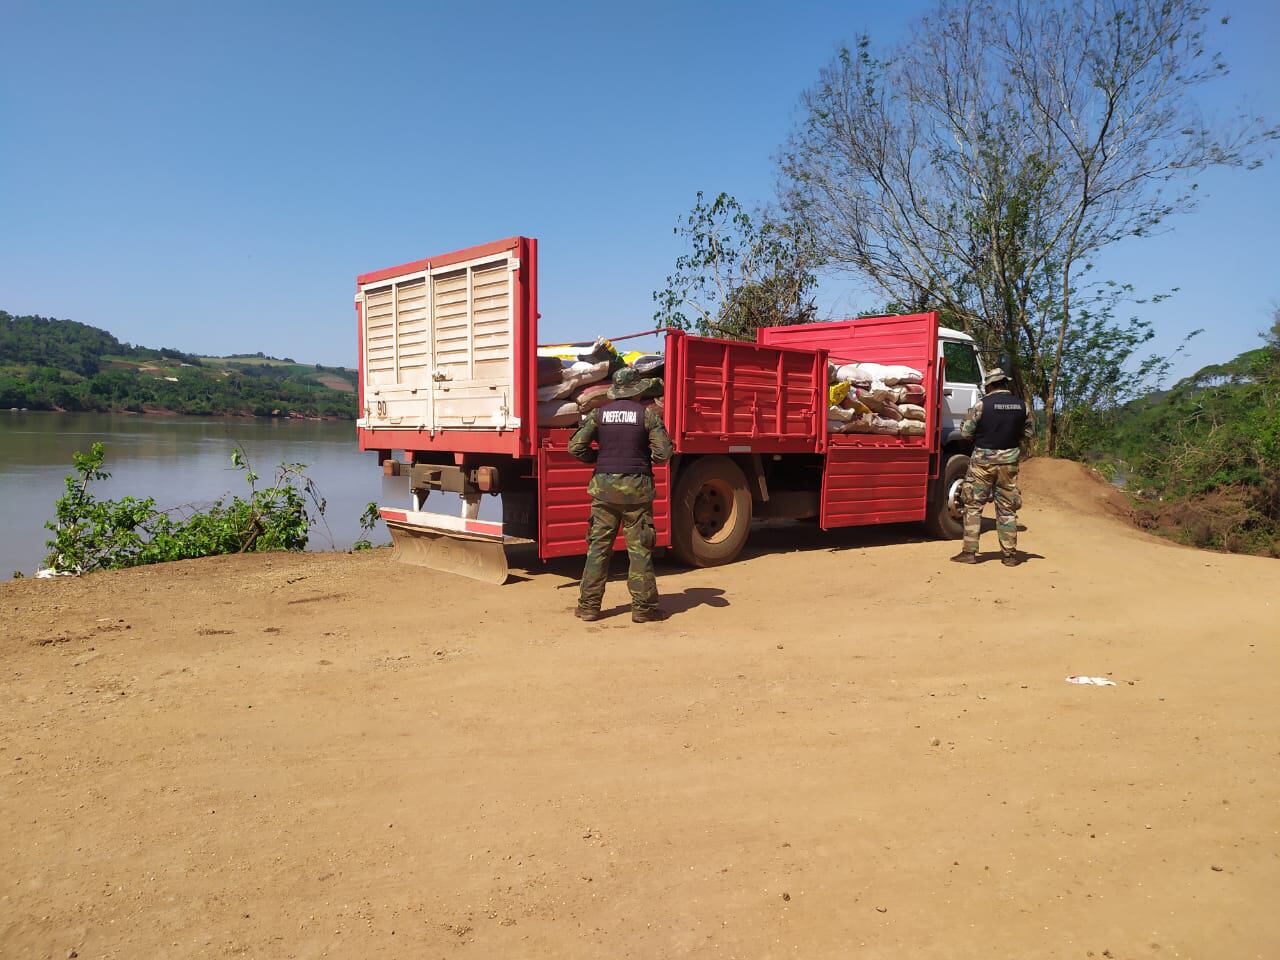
2;0;1277;375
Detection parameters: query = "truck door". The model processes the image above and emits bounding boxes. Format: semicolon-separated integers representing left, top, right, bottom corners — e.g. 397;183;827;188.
940;339;983;442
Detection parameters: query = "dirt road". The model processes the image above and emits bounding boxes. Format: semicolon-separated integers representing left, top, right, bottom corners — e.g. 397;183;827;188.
2;460;1276;959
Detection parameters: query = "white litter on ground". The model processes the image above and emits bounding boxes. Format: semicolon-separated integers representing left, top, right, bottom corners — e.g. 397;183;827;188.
1065;675;1117;686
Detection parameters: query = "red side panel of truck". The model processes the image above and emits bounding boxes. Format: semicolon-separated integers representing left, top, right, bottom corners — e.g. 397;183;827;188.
665;331;826;454
536;445;672;559
759;313;940;529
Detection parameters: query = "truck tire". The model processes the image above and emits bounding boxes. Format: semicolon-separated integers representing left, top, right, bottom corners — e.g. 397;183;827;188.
670;456;752;567
925;453;969;540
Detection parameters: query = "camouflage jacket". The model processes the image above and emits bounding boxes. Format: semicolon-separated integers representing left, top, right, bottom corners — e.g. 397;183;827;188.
568;406;673;505
960;389;1035;466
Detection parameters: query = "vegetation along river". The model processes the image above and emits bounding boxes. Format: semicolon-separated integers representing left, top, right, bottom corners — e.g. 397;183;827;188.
0;412;410;579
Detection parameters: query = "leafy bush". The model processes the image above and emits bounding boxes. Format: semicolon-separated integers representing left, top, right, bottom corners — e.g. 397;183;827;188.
352;501;381;551
1079;316;1280;557
43;443;329;574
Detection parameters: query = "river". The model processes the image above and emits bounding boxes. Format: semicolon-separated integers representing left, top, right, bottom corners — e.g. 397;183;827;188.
0;412;410;579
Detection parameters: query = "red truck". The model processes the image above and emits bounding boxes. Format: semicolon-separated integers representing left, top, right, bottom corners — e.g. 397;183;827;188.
356;236;987;582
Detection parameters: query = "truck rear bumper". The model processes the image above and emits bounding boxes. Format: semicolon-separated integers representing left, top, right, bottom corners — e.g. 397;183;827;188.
378;508;530;544
379;508;533;585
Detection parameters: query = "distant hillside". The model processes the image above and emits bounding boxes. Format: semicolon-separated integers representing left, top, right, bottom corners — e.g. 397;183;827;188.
0;311;357;419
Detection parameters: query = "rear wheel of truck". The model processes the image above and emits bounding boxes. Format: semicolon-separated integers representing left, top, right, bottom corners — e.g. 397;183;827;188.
925;453;969;540
671;456;752;567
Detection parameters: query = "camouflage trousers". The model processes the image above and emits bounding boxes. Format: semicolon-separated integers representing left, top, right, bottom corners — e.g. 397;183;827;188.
962;461;1023;556
577;499;659;614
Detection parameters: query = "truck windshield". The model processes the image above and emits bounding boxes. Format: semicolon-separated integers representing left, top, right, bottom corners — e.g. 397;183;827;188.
943;341;981;385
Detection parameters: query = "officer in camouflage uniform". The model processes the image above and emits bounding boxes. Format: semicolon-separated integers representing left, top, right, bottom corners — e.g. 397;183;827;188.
569;367;673;622
952;368;1034;567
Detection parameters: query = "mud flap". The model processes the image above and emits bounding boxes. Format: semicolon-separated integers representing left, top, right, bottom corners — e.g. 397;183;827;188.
381;509;528;585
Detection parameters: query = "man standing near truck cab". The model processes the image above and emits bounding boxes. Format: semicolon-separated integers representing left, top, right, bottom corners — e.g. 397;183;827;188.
569;367;673;622
952;368;1034;567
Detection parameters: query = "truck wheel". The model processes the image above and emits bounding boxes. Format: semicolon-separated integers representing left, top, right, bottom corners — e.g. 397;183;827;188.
925;453;969;540
671;456;752;567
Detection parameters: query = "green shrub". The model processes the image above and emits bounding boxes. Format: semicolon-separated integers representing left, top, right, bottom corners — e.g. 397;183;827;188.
43;443;327;574
352;501;380;551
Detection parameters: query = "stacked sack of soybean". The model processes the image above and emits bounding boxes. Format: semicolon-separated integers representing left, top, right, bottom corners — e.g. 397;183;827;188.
826;361;928;437
536;339;665;427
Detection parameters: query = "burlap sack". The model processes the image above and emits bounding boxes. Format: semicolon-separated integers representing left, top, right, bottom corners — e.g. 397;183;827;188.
538;399;581;427
576;382;612;412
877;400;904;421
896;383;926;404
537;355;566;387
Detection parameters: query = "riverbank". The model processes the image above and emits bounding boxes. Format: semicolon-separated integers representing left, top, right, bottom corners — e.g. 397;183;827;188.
3;460;1277;958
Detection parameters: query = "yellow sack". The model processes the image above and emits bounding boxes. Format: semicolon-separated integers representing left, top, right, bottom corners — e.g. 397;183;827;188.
829;381;851;406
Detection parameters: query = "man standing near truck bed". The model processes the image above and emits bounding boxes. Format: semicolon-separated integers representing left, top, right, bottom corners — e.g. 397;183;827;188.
569;367;674;622
952;368;1034;567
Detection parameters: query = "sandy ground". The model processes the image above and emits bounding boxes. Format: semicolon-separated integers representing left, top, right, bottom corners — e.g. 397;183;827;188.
1;460;1277;959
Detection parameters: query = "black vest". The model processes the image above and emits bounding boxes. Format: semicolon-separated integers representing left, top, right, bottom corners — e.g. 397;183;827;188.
595;399;652;475
972;392;1027;450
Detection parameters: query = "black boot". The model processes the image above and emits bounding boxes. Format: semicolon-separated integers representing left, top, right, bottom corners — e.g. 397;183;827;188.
950;551;978;564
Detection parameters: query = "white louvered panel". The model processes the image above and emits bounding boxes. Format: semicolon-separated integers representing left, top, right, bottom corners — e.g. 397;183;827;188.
393;277;431;381
364;286;396;386
432;268;471;372
470;264;510;374
363;253;519;432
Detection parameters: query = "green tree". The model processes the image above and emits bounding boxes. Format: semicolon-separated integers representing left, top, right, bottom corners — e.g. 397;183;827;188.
780;0;1277;452
653;192;819;341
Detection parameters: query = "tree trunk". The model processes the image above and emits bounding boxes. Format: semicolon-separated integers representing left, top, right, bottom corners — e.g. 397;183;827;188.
1044;255;1075;455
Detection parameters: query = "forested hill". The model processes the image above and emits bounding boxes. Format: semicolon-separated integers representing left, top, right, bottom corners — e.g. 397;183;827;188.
0;311;357;419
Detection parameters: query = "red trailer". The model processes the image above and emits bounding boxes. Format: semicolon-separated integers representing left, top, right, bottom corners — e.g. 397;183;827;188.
357;237;970;582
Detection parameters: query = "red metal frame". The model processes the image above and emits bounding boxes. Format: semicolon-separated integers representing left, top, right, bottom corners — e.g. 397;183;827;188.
355;297;365;426
665;332;826;455
355;235;529;287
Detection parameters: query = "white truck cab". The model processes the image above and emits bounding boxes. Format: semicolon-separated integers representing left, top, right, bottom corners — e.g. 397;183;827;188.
926;326;987;538
937;326;985;445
